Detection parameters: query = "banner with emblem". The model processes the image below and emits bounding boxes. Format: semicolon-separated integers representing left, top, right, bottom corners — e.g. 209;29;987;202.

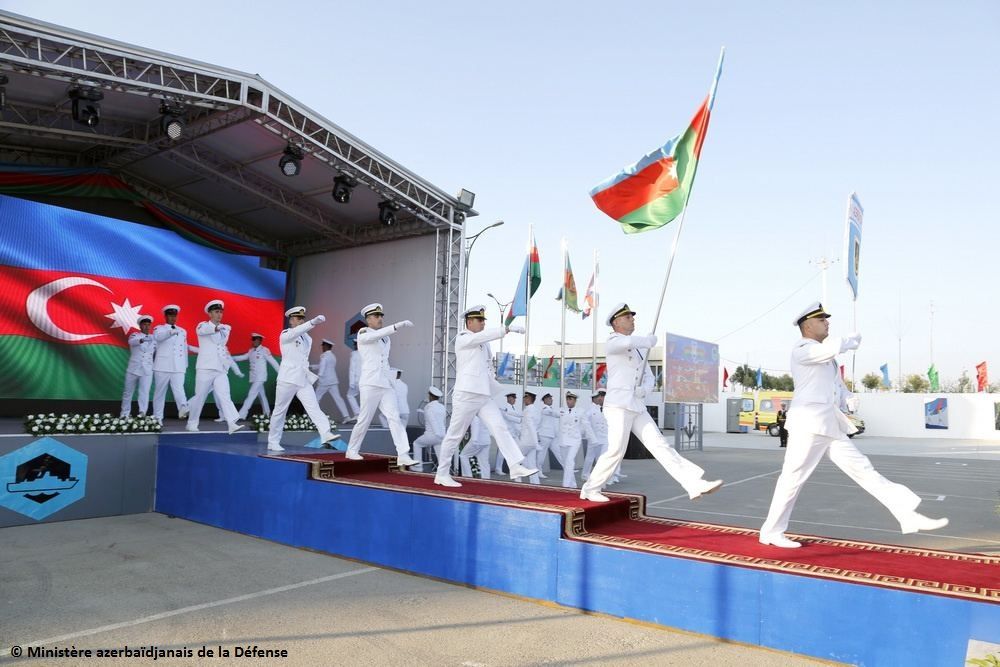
844;192;863;299
0;194;285;400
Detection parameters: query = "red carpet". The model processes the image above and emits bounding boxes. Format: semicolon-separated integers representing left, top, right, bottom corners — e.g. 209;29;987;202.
265;451;1000;603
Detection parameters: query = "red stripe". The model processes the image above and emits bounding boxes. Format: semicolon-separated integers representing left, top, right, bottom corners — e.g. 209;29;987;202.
0;267;284;347
591;157;679;220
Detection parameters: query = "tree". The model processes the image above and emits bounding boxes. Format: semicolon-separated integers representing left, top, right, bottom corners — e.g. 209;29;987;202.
769;374;794;391
861;373;882;391
902;374;930;393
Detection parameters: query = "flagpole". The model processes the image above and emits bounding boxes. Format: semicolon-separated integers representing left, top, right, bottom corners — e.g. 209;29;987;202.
522;224;532;399
591;249;599;392
559;238;567;407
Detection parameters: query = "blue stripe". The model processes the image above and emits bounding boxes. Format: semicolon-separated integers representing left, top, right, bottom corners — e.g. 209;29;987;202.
588;133;680;196
0;194;283;299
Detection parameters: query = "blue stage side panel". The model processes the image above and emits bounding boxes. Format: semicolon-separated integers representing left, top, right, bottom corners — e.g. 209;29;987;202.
557;540;1000;666
155;443;559;599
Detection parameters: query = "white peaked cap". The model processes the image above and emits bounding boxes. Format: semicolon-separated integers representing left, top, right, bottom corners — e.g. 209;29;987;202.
285;305;307;317
162;304;180;313
204;299;224;313
428;386;443;397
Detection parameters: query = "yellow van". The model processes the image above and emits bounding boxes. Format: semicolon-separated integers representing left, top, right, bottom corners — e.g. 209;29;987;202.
738;391;794;433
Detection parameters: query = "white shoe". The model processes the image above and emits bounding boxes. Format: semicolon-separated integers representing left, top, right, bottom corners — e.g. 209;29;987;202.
185;424;199;432
214;417;225;423
178;409;189;419
434;475;462;488
508;463;539;479
688;479;723;500
320;432;342;447
267;444;285;452
759;534;801;549
899;511;949;534
345;452;363;460
538;472;548;479
580;491;610;503
228;423;245;435
397;455;419;467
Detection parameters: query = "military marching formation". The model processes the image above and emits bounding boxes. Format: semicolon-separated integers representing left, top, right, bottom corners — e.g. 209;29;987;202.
118;297;949;545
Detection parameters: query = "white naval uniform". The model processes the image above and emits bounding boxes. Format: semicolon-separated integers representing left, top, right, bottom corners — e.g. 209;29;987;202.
558;404;597;488
345;324;411;458
232;345;280;419
459;415;492;479
517;402;542;484
394;377;410;426
152;323;191;420
536;404;560;472
413;399;446;468
313;349;351;420
121;331;156;417
268;321;334;448
581;333;706;497
582;403;610;481
759;336;921;540
494;401;522;473
436;327;526;478
346;349;362;415
185;322;241;429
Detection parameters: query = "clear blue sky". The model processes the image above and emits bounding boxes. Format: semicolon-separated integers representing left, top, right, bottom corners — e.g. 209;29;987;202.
9;1;999;386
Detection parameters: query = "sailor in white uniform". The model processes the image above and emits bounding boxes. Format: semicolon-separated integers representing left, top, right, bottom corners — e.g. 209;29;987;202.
517;391;542;484
393;369;410;426
232;333;280;420
152;304;193;421
184;300;245;434
312;339;352;422
581;390;610;482
581;303;722;502
758;303;948;548
344;304;419;465
266;306;340;452
345;343;361;420
494;392;521;474
459;414;492;479
433;305;538;487
535;392;560;477
121;314;156;418
558;391;596;489
412;386;446;470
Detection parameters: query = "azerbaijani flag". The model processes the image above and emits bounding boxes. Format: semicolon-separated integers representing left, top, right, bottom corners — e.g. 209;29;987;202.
505;228;541;326
589;52;724;234
0;194;285;401
582;272;596;320
558;250;581;313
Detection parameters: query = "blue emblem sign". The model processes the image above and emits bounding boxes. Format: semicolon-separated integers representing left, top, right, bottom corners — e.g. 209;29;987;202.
0;437;88;520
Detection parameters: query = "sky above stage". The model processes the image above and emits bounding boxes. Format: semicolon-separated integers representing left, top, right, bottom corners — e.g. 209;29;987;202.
8;1;999;387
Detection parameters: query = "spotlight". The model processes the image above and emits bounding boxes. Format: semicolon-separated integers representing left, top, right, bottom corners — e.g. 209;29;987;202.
159;101;185;141
278;143;304;177
0;74;7;112
68;86;104;127
378;200;401;226
332;174;358;204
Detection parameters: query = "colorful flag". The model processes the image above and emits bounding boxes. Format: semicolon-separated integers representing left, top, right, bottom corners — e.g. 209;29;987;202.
582;272;596;320
505;229;541;326
527;355;538;370
581;362;594;384
977;362;989;392
880;364;891;388
844;193;864;299
755;367;763;388
589;55;723;234
596;362;608;386
722;367;729;388
0;194;285;400
542;356;556;379
928;363;939;392
497;352;513;378
559;251;580;313
565;360;577;376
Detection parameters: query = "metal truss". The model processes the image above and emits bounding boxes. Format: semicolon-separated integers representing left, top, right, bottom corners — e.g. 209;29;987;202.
0;100;148;147
431;222;465;403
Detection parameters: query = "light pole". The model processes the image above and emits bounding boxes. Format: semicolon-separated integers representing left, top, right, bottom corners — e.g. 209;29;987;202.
486;292;512;354
463;220;504;308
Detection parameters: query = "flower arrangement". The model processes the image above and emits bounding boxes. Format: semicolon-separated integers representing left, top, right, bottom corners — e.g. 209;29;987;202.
250;413;332;433
24;413;163;435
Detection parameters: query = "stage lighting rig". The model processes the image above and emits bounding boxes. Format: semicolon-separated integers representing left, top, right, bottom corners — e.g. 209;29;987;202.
159;100;185;141
68;85;104;127
378;200;401;226
332;174;359;204
278;143;304;177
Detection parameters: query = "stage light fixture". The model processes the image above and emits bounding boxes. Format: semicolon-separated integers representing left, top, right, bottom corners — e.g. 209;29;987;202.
278;143;304;177
332;174;358;204
0;74;8;112
159;101;185;141
378;200;401;226
456;188;476;210
68;86;104;128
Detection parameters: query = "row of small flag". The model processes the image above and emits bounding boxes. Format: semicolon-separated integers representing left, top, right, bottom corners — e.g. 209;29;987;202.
497;353;607;384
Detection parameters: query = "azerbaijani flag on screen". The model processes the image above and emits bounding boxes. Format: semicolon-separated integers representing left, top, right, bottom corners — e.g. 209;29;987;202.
0;194;285;400
589;53;724;234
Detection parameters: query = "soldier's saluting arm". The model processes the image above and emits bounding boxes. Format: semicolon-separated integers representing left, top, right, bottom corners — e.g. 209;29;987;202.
279;315;325;343
357;319;413;343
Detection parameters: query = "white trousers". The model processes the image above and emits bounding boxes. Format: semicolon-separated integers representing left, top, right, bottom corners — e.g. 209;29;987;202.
152;371;188;420
268;381;333;448
238;381;271;419
121;372;152;417
582;440;608;480
518;434;540;484
346;384;361;415
438;392;524;478
186;370;240;429
412;432;442;468
315;382;351;420
582;408;705;496
561;436;582;488
347;385;410;457
459;439;492;478
760;430;922;538
536;434;558;471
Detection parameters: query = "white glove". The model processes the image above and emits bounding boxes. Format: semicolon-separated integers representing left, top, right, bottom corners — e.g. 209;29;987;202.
846;396;861;413
841;333;862;352
310;315;326;325
395;320;414;329
507;324;525;334
233;367;244;378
